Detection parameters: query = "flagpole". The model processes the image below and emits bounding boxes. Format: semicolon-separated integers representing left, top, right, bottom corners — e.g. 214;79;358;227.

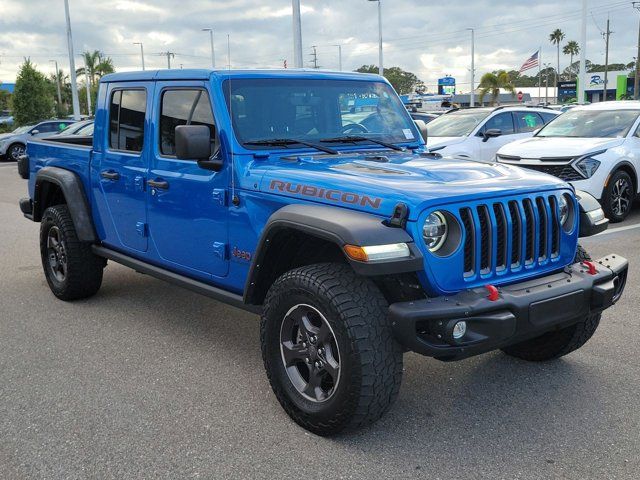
538;47;542;104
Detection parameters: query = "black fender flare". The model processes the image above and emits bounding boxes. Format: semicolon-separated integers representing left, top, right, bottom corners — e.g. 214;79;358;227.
243;204;423;304
575;189;609;237
33;166;97;242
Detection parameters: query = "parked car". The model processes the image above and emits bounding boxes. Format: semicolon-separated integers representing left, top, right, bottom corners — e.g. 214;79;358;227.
54;119;94;137
425;106;559;162
410;111;439;124
0;120;75;161
497;101;640;222
18;69;626;435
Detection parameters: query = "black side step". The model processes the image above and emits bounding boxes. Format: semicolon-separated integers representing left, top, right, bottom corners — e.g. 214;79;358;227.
92;246;260;314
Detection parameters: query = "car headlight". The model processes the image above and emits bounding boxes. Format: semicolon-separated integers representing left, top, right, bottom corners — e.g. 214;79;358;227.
574;157;601;178
558;195;569;225
423;211;448;252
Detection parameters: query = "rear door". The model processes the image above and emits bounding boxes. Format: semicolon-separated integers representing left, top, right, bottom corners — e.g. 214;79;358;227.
94;83;152;252
146;82;229;278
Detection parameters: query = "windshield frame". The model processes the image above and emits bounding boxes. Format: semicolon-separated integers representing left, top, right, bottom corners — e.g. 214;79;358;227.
221;77;422;152
535;108;640;139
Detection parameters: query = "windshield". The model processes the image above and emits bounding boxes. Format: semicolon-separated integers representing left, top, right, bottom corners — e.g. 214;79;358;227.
11;125;33;134
426;110;490;137
537;109;640;138
223;78;419;148
57;121;91;136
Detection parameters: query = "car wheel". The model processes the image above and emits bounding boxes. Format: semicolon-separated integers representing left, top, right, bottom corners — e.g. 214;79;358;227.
261;263;403;435
602;170;634;222
7;143;25;162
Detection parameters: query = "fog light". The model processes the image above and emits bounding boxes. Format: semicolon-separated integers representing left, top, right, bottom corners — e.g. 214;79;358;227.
452;321;467;339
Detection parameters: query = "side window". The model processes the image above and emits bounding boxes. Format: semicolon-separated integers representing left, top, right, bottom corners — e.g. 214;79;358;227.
37;123;57;133
160;89;215;156
514;111;545;133
539;112;557;124
109;89;147;152
483;113;515;135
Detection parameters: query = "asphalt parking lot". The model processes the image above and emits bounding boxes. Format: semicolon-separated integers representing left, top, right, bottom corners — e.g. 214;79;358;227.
1;161;639;480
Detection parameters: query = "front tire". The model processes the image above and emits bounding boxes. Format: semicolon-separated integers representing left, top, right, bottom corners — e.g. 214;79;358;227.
602;169;634;222
501;244;601;361
7;143;25;162
261;263;403;435
40;205;105;300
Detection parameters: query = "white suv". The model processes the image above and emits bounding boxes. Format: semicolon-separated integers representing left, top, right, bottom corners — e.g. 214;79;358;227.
425;106;559;162
497;101;640;222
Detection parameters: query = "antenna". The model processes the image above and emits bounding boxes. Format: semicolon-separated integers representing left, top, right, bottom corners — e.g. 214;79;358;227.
227;34;239;207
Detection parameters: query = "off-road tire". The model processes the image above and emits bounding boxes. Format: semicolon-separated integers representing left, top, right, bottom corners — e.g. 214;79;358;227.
40;205;105;300
261;263;403;435
501;244;601;361
602;169;634;222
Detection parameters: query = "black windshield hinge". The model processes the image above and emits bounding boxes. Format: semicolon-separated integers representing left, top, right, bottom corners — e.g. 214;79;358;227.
386;203;409;228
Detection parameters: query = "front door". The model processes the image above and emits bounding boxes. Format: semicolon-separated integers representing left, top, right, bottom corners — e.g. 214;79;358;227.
146;82;229;278
478;112;519;162
96;84;152;252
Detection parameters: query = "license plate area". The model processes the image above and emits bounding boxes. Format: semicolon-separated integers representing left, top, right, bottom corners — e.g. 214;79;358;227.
529;290;587;327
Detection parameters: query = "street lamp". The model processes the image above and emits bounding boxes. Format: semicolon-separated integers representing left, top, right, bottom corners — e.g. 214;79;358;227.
334;44;342;71
467;28;475;107
63;0;80;120
368;0;383;76
202;28;215;68
543;62;551;105
292;0;303;68
133;42;145;70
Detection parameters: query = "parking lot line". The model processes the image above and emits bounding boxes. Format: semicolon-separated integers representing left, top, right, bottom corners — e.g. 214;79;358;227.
595;222;640;236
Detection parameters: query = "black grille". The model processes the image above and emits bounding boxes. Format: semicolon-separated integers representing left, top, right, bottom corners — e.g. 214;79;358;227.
521;164;584;181
460;196;562;278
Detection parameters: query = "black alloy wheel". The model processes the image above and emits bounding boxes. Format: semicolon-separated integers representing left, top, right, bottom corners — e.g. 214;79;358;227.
610;175;633;218
8;144;25;161
280;304;341;403
46;225;67;283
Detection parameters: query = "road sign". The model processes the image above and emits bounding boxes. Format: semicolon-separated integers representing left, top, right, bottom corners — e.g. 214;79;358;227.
517;91;524;102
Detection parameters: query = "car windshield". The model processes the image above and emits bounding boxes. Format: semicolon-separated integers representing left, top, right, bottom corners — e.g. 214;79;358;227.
57;121;91;136
223;78;419;148
536;109;640;138
425;110;490;137
11;125;33;134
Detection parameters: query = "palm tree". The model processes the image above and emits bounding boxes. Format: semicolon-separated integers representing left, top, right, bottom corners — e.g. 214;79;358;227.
549;29;565;84
478;71;515;105
562;41;580;79
76;50;115;86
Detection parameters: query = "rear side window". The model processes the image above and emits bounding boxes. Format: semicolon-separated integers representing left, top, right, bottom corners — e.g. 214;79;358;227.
109;89;147;152
514;111;545;132
160;89;215;156
539;112;558;124
483;112;515;135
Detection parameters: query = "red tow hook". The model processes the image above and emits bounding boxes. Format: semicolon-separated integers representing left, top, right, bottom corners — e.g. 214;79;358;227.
485;285;499;301
582;260;597;275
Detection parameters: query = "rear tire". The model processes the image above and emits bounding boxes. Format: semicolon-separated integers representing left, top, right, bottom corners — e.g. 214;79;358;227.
602;169;634;222
40;205;105;300
261;263;403;435
7;143;25;162
501;244;601;361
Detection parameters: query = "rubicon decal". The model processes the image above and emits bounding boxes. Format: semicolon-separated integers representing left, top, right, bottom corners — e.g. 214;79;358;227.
269;180;382;209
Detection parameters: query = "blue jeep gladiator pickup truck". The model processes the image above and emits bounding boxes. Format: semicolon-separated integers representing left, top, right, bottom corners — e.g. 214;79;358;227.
18;69;628;435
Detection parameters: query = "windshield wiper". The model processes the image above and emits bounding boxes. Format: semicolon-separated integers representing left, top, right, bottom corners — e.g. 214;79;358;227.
319;135;405;151
244;138;338;155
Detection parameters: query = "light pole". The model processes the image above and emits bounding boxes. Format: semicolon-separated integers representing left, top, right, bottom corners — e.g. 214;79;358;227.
334;44;342;71
292;0;303;68
50;60;62;110
80;55;91;116
467;28;475;107
578;0;587;104
63;0;80;120
133;42;145;70
634;3;640;99
368;0;383;76
543;62;551;105
202;28;215;68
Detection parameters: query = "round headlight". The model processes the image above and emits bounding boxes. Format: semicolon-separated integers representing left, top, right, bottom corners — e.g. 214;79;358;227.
423;211;448;252
558;195;569;225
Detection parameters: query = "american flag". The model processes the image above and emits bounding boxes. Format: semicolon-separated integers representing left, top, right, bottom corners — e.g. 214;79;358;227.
519;51;539;73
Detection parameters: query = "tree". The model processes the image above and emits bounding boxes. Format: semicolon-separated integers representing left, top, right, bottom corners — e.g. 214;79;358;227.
13;59;54;125
562;41;579;79
48;69;70;117
76;50;115;85
0;89;11;111
549;29;565;84
355;65;423;94
478;70;515;105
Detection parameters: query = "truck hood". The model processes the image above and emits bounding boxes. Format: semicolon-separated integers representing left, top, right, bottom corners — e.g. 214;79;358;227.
425;136;465;149
498;136;624;158
257;150;569;221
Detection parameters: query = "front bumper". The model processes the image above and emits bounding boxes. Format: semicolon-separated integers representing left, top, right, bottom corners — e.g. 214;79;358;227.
389;254;628;361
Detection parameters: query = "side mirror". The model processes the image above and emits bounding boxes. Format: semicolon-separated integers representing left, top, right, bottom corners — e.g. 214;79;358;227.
175;125;222;171
482;128;502;142
414;119;428;143
30;130;40;136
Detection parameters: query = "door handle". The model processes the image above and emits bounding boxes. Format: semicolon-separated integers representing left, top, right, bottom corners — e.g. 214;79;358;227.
148;179;169;190
100;170;120;180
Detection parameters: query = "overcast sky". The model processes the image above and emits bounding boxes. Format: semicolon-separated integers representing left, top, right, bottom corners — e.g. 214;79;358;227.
0;0;637;92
